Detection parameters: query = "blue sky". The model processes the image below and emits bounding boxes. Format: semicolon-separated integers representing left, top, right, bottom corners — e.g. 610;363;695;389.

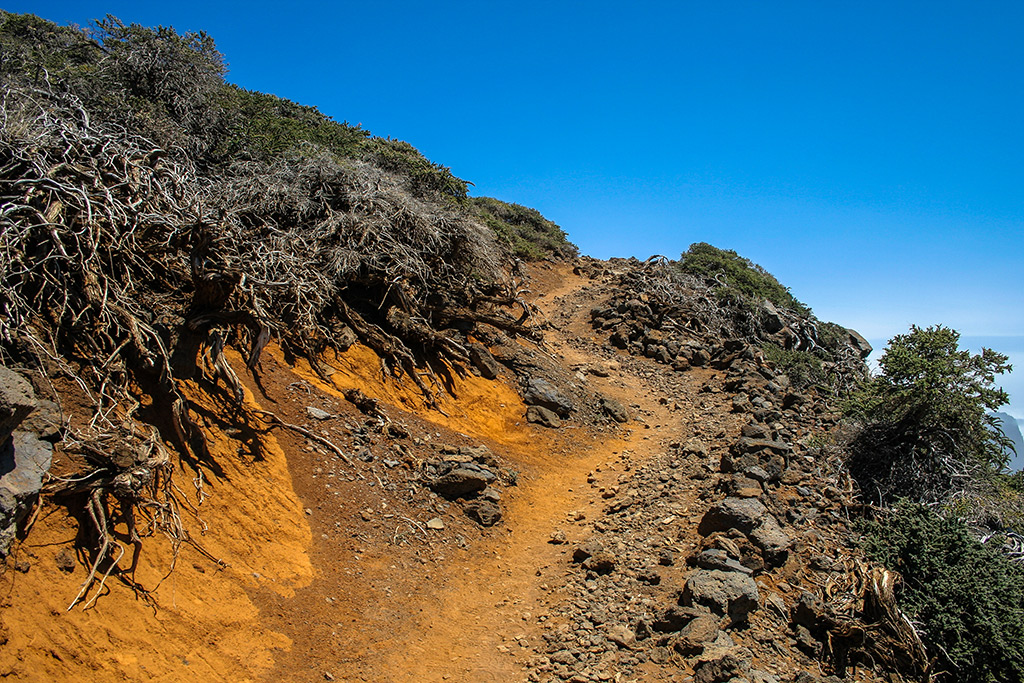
10;1;1024;416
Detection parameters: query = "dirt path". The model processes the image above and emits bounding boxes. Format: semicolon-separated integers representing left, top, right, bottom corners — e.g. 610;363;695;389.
340;264;705;682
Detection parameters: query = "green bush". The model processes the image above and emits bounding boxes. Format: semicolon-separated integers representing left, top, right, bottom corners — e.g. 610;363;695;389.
859;502;1024;682
361;137;469;199
761;343;825;390
845;325;1012;480
214;86;369;162
676;242;810;316
469;197;576;260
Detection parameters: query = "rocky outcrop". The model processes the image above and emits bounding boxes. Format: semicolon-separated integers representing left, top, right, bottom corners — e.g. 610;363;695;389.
0;366;55;557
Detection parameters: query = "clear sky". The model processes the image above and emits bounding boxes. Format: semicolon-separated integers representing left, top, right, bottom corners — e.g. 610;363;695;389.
10;1;1024;416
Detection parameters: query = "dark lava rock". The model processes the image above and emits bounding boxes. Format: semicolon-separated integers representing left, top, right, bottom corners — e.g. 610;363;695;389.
572;540;605;563
693;549;753;575
468;343;503;380
523;378;573;417
693;646;753;683
698;497;771;536
681;569;760;624
672;615;720;656
463;500;502;527
599;397;629;423
0;366;35;443
652;605;703;632
427;462;496;498
1;431;53;556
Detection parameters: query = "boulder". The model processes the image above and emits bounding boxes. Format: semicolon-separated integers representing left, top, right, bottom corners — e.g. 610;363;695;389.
761;301;785;334
523;378;573;417
526;405;561;428
599;397;629;423
681;569;760;624
468;343;503;380
846;328;873;359
427;462;496;498
0;366;35;443
1;431;53;556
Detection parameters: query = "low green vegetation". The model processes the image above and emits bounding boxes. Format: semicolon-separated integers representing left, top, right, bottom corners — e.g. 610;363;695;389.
848;326;1024;681
676;242;810;316
760;344;826;390
859;502;1024;683
469;197;575;260
0;12;470;201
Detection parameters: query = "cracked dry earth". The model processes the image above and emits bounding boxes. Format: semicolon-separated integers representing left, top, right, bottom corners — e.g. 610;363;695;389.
1;262;882;683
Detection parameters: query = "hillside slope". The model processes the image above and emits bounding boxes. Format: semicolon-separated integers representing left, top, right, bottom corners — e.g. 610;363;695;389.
3;11;1004;683
4;259;905;683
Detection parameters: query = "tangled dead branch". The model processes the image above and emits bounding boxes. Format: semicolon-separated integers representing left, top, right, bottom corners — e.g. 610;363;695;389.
1;75;536;604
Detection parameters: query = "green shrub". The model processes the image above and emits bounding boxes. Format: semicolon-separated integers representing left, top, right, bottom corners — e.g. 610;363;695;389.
469;197;576;260
676;242;810;316
361;137;469;199
859;502;1024;682
845;325;1012;480
761;343;825;390
214;86;369;162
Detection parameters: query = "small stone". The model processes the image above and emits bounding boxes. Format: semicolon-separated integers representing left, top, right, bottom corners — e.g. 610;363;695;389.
306;406;332;421
426;517;445;530
599;397;629;423
54;548;76;573
463;500;502;527
606;624;635;648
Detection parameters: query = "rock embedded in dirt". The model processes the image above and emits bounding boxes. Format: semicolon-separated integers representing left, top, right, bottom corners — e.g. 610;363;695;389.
425;517;445;530
0;366;35;443
523;378;573;417
1;431;53;556
582;551;616;574
463;500;502;527
572;539;605;563
54;548;76;573
526;405;562;428
468;343;503;380
427;462;496;498
606;624;636;649
306;406;333;421
672;615;720;656
599;397;629;423
692;645;753;683
681;569;760;624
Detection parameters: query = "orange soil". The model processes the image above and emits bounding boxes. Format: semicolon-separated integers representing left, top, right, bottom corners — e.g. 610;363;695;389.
0;263;720;682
